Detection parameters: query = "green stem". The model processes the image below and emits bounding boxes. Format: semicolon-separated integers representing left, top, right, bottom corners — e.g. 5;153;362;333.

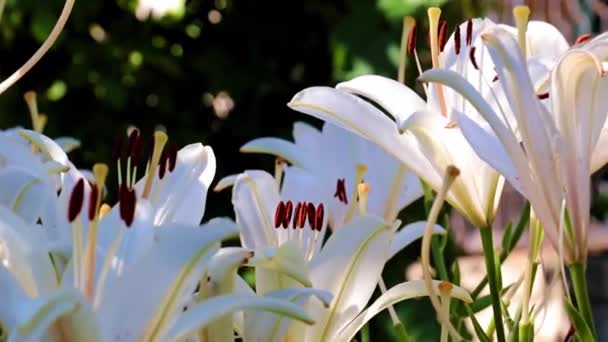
480;227;506;342
431;236;449;281
568;262;596;338
393;321;410;342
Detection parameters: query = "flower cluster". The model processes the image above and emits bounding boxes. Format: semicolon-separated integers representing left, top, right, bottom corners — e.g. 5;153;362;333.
0;2;606;342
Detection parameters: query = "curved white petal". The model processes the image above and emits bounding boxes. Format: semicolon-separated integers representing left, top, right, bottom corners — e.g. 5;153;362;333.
53;136;81;153
248;240;311;288
232;170;280;250
307;215;392;341
165;294;315;342
241;137;312;167
336;280;472;342
337;75;427;126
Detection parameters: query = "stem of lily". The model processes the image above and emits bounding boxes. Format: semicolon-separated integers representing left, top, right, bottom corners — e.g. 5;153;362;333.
568;262;596;338
479;227;506;342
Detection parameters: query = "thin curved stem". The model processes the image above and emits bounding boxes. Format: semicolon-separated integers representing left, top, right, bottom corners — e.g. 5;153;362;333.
0;0;75;95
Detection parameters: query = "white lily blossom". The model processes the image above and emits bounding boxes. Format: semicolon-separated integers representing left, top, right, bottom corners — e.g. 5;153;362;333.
241;121;422;229
287;16;567;229
217;169;472;341
419;28;608;262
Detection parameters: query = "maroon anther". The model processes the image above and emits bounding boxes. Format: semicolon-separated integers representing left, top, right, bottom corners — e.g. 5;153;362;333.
537;92;549;100
306;203;316;229
575;33;592;44
168;142;178;172
119;186;136;227
112;136;124;162
334;178;348;204
438;20;448;52
297;201;308;228
68;178;85;223
454;25;461;55
315;204;324;231
469;46;479;70
466;18;473;46
492;74;499;82
88;184;99;221
282;201;293;229
126;129;140;158
292;202;303;228
407;24;417;56
158;151;168;179
274;201;285;228
131;134;144;166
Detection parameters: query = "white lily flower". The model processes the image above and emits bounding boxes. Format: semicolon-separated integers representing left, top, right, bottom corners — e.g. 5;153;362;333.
419;27;608;262
218;169;469;341
241;121;422;229
287;13;568;229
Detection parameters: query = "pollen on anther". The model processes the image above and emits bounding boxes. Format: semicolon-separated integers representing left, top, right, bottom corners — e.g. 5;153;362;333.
292;202;303;228
274;201;285;229
68;178;85;223
575;33;592;44
537;92;549;100
438;20;448;52
315;204;324;231
297;201;307;228
120;188;136;227
88;184;99;221
282;201;293;229
126;128;140;155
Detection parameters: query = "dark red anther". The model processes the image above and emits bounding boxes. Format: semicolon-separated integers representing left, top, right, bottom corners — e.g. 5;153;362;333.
274;201;285;228
119;182;128;222
492;74;499;82
297;201;308;228
282;201;293;229
469;46;479;70
333;178;348;204
454;24;461;55
68;178;85;223
111;136;124;162
120;188;136;227
126;128;140;156
575;33;592;44
167;142;178;172
292;202;303;228
438;20;448;52
158;151;168;179
88;184;99;221
466;18;473;46
131;134;144;166
306;203;316;229
407;24;417;56
537;92;549;100
315;204;324;231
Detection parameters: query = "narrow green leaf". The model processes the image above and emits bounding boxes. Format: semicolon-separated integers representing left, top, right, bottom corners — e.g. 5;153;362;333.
564;299;594;342
501;222;513;252
465;304;491;342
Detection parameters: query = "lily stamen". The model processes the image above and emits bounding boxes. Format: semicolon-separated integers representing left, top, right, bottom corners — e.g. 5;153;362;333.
142;130;168;199
399;17;416;83
428;7;448;116
513;6;530;58
537;92;549;100
357;182;370;214
465;18;473;46
67;178;85;289
575;33;592;44
469;46;479;70
438;20;448;53
112;136;124;187
274;157;285;188
274;201;285;229
23;91;47;133
333;178;348;204
283;200;293;229
344;164;368;223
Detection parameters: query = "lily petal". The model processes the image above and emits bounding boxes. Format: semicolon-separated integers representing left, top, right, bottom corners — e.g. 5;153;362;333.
247;240;312;288
307;215;392;341
241;138;312;167
336;280;472;342
164;294;315;342
53;137;81;154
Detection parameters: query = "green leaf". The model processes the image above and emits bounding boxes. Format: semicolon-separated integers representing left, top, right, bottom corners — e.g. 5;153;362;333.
501;222;513;252
564;299;594;342
465;304;491;342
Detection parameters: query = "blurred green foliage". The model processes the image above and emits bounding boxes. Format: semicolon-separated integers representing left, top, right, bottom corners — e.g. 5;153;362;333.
0;0;492;339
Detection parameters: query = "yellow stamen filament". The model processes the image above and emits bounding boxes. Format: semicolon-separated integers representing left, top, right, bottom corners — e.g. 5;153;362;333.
274;158;285;189
142;131;168;198
383;164;406;222
72;219;84;288
421;165;460;340
513;6;530;59
0;0;75;95
344;164;368;223
99;203;111;218
83;163;108;300
428;7;448;116
438;281;453;342
357;182;370;215
36;114;47;133
24;91;45;132
399;17;415;83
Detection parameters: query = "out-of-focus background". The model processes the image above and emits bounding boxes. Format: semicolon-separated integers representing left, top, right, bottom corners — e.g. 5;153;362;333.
1;0;606;339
